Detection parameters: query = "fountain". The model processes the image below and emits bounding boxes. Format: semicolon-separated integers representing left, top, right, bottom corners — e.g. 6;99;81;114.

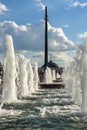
63;38;87;113
16;55;39;97
1;35;17;103
52;70;56;81
27;62;34;95
79;38;87;113
1;34;40;103
2;33;87;114
39;66;64;89
44;67;53;84
16;55;29;98
33;63;39;91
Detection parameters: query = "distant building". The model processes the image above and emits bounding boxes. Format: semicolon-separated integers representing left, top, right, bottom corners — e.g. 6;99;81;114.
38;60;63;81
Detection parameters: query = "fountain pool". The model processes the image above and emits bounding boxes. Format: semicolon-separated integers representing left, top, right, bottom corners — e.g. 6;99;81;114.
0;35;87;129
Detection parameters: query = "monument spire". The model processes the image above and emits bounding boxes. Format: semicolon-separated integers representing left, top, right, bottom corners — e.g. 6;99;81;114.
44;6;48;68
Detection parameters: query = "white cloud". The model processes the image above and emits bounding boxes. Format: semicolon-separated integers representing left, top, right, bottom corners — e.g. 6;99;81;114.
77;32;87;39
0;20;76;53
30;51;74;66
71;1;87;8
32;51;43;58
51;52;73;63
36;0;45;10
66;0;87;8
61;24;69;28
48;24;75;51
0;2;8;14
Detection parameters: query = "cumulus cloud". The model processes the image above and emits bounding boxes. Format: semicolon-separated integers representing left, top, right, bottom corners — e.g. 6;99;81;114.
0;20;76;53
0;2;8;14
52;52;73;63
48;23;75;51
36;0;45;10
30;51;44;65
30;51;74;66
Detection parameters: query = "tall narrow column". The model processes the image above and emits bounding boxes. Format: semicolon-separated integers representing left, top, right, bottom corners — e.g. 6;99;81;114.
44;6;48;68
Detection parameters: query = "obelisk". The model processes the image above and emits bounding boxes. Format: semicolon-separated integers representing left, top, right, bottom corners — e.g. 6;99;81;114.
44;6;48;68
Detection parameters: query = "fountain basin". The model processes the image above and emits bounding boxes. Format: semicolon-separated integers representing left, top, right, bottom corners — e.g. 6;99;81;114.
39;82;65;89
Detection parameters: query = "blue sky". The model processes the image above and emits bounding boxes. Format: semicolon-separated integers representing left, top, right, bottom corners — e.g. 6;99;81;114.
0;0;87;66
